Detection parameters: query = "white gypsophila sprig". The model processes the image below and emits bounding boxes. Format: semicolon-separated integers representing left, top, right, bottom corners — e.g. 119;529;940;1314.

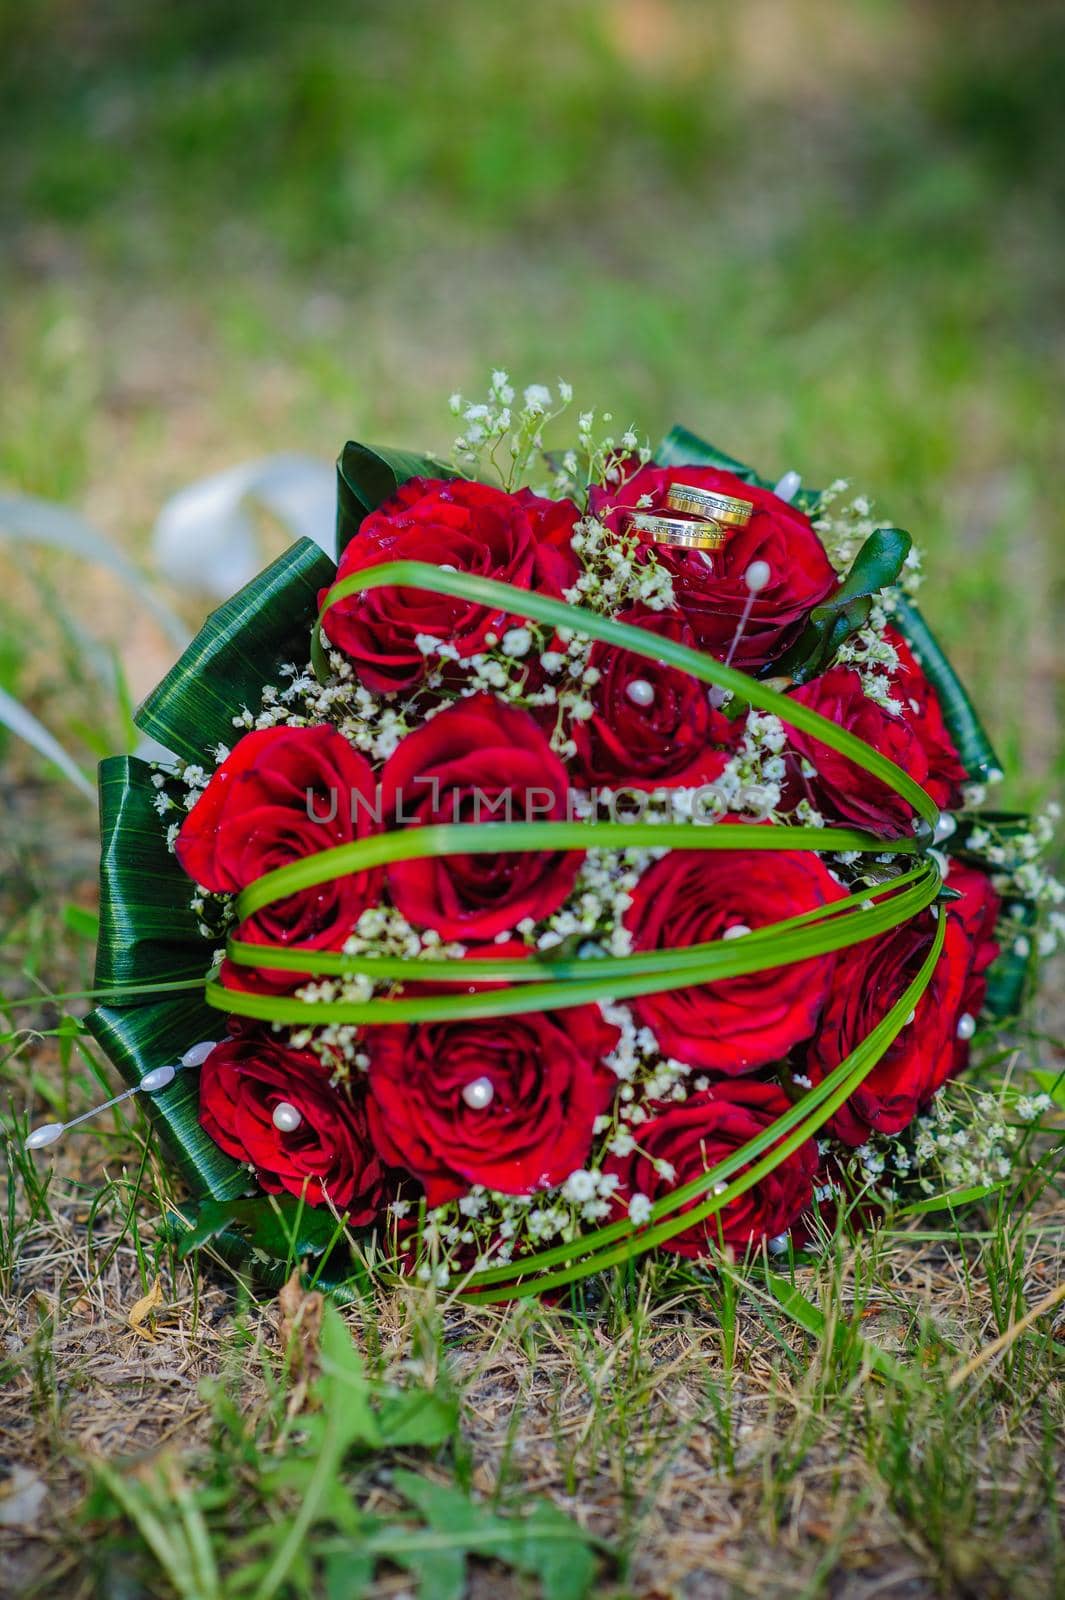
708;709;789;822
813;483;924;596
448;372;652;506
962;802;1063;955
565;513;674;615
851;1074;1054;1204
449;371;576;492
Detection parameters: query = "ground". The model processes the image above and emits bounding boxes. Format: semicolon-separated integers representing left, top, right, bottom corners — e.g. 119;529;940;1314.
1;3;1063;1596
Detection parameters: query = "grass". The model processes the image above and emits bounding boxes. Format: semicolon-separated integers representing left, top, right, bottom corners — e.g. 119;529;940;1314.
1;0;1063;1594
1;993;1063;1597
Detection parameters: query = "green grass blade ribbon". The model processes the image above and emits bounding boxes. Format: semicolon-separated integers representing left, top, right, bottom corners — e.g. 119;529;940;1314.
458;911;947;1299
314;562;939;830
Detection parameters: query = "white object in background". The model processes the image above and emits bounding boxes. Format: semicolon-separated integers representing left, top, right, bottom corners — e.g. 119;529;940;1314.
773;470;802;504
152;454;336;597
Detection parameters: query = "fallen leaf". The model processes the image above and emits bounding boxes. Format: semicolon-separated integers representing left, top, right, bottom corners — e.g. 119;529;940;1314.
128;1277;164;1341
278;1268;323;1386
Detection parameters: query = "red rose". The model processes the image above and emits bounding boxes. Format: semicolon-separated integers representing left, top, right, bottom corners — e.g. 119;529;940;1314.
605;1080;818;1257
622;846;847;1073
885;626;967;810
785;667;932;837
945;860;1001;1072
199;1031;386;1217
320;478;578;694
806;908;974;1145
365;988;618;1205
948;858;1001;961
591;465;837;670
571;606;741;790
379;694;581;941
175;725;383;988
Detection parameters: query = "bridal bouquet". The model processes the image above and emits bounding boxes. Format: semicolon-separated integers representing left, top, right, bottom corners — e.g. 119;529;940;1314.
79;377;1060;1298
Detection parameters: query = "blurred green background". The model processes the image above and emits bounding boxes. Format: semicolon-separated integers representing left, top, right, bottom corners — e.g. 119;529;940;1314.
0;0;1062;800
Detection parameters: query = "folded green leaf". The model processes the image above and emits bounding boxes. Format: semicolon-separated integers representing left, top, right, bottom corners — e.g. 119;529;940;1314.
95;755;207;992
655;424;762;482
771;527;913;683
336;442;454;560
890;592;1002;781
136;537;336;764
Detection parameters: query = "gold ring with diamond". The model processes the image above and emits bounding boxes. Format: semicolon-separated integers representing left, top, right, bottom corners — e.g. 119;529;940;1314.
626;511;728;550
665;483;754;527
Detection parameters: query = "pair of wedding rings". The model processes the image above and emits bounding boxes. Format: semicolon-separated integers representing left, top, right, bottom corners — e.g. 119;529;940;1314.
626;482;755;551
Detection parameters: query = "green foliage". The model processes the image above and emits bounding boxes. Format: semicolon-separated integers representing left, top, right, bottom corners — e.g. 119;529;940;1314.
335;441;453;560
176;1193;349;1264
892;593;1002;781
91;545;951;1303
94;755;205;991
137;537;335;765
772;528;914;683
85;1303;603;1600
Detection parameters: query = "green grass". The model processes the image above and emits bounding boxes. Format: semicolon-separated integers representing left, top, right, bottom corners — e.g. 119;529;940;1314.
2;1;1064;794
1;1;1063;1594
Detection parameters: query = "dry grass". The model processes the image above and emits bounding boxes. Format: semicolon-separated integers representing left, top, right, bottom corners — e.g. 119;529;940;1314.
2;10;1064;1588
2;833;1063;1598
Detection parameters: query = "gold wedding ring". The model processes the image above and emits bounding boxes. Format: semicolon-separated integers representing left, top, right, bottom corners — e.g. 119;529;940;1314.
626;510;728;551
665;482;754;528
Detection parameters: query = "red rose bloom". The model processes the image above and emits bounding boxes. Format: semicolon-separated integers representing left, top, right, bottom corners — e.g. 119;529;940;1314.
175;725;383;988
591;465;837;670
785;667;933;837
946;860;1001;1072
622;846;847;1074
605;1080;819;1257
885;626;967;810
379;694;581;941
199;1031;386;1217
365;991;618;1205
320;478;578;694
806;908;974;1145
571;606;741;790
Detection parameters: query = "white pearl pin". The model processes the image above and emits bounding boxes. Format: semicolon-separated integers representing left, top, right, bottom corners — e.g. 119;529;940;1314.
956;1012;977;1042
722;923;751;940
181;1040;218;1068
724;561;773;669
626;678;655;708
25;1041;220;1153
462;1076;495;1110
271;1101;303;1133
140;1065;177;1093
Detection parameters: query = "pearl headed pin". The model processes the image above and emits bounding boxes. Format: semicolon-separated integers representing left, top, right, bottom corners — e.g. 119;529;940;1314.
626;678;655;708
25;1041;219;1153
271;1101;303;1133
461;1076;495;1110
